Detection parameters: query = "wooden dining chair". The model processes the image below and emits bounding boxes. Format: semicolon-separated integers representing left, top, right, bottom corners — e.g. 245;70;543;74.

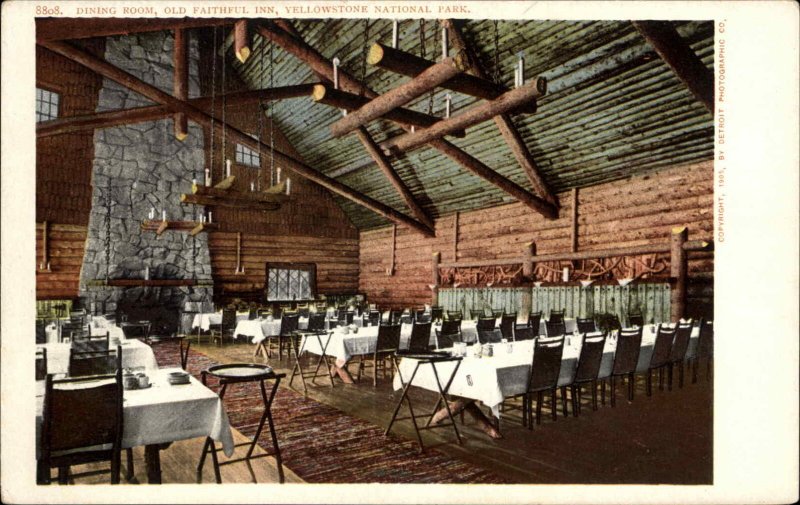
72;332;110;353
477;330;502;344
608;327;643;406
367;310;381;326
36;348;48;381
545;320;567;337
527;311;542;337
668;319;694;389
500;313;517;341
446;310;462;321
357;323;401;386
307;312;327;333
576;318;597;334
211;308;238;346
69;345;122;378
408;321;433;352
430;307;444;322
628;311;645;328
39;370;124;484
525;336;566;428
476;316;496;332
691;319;714;383
514;325;535;341
267;313;300;360
646;324;678;396
568;333;607;415
549;309;565;325
492;310;505;319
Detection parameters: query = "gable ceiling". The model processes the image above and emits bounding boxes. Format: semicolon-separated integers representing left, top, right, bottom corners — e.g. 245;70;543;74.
228;19;714;230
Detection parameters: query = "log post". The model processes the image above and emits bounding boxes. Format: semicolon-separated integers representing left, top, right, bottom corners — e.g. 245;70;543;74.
432;252;441;306
40;221;50;271
329;53;468;138
520;242;535;318
173;28;188;140
379;77;547;155
670;226;688;321
234;20;251;63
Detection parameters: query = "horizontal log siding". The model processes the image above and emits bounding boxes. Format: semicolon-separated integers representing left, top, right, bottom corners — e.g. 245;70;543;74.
35;223;87;300
360;161;713;311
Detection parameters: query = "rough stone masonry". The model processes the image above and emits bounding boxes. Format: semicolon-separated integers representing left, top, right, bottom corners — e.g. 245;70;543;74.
79;30;213;331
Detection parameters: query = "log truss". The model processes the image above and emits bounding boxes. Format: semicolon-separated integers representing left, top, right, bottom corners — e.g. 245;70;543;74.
439;264;525;288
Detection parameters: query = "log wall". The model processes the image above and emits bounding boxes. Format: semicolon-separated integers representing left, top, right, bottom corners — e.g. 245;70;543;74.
35;223;88;300
359;160;714;314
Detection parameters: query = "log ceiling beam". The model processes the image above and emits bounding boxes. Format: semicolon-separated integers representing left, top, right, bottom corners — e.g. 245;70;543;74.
38;40;435;238
355;127;434;230
311;84;465;137
367;42;535;114
36;84;319;137
632;21;714;114
256;20;557;220
36;17;235;42
379;77;547;155
172;28;189;140
442;19;558;207
233;20;251;63
329;53;468;138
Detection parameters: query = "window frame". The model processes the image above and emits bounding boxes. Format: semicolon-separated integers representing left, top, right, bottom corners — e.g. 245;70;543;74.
234;141;261;168
36;86;61;122
264;262;317;302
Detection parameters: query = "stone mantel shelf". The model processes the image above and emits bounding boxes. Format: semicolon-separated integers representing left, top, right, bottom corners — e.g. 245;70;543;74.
141;220;219;236
86;279;213;287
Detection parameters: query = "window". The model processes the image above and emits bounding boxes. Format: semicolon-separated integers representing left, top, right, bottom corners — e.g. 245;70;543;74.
266;263;316;301
36;87;60;122
235;142;261;168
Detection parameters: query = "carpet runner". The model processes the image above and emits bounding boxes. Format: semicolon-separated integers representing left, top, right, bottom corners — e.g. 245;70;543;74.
151;341;507;484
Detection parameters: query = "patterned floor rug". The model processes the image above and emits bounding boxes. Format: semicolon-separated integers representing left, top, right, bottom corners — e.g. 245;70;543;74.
151;340;506;484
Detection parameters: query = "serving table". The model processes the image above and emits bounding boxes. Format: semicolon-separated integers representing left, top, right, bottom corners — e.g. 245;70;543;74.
198;364;285;484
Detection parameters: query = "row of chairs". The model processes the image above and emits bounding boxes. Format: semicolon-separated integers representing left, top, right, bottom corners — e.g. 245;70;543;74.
505;319;713;431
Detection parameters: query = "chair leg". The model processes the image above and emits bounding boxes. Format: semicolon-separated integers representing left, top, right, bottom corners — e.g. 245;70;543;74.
111;450;121;484
571;385;579;417
668;363;674;391
610;376;616;407
600;379;606;405
678;361;685;388
628;372;635;402
561;386;569;417
521;395;528;427
591;380;598;411
125;448;135;481
551;389;558;421
58;466;69;484
536;391;543;425
692;358;698;384
646;369;652;396
658;367;664;390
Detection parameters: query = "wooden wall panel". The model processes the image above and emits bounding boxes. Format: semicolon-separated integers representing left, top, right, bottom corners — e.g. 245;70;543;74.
35;223;87;300
360;161;714;311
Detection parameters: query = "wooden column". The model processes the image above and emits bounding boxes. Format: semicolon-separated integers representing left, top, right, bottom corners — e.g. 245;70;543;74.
431;251;441;306
173;28;188;140
570;188;579;252
233;20;251;63
670;226;688;321
39;221;50;271
330;53;467;138
452;212;459;262
520;242;535;317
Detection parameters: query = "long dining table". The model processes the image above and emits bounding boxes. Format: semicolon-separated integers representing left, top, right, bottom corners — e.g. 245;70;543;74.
35;367;235;484
393;325;700;418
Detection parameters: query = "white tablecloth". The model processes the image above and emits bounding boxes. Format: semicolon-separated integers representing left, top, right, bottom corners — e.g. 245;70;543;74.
191;312;249;332
36;367;234;457
394;325;700;418
301;326;416;366
38;339;159;375
242;315;371;344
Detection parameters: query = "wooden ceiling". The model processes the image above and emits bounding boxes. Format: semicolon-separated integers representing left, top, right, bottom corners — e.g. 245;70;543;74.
37;18;715;232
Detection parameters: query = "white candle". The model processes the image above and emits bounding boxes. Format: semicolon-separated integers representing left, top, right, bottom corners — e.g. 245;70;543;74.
192;178;197;186
445;94;451;118
277;167;281;183
562;267;569;282
441;26;448;59
205;168;211;186
208;212;212;223
517;52;525;87
286;178;291;195
149;207;155;219
250;181;255;192
332;57;340;90
144;266;150;280
162;210;167;222
392;20;399;48
225;159;231;178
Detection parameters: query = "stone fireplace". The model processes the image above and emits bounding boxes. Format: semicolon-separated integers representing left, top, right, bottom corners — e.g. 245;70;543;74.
79;31;212;334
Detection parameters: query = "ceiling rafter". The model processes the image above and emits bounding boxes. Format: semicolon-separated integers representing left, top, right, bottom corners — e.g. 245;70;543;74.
255;20;558;220
631;21;714;113
442;19;558;207
37;39;435;238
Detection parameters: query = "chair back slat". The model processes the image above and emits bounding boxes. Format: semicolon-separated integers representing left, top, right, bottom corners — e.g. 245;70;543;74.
430;307;444;322
441;319;461;336
368;310;381;326
696;319;714;358
476;317;496;332
446;310;462;321
514;326;535;341
307;313;326;332
376;324;401;352
574;333;607;383
650;324;677;368
529;336;565;391
670;320;694;362
408;322;432;352
69;345;122;378
612;327;643;375
628;312;645;328
477;330;502;344
221;308;237;329
549;309;565;325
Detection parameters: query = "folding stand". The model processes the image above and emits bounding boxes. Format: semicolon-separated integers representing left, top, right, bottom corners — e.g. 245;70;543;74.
384;351;463;453
197;364;285;483
288;330;335;394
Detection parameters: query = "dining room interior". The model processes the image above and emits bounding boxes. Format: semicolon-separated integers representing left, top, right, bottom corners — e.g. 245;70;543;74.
31;16;716;488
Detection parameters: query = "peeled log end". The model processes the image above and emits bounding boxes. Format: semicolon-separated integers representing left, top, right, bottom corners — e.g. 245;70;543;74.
311;84;328;102
235;46;251;64
366;43;385;65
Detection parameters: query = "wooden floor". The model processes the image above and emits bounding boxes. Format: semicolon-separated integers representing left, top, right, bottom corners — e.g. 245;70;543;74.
49;339;712;485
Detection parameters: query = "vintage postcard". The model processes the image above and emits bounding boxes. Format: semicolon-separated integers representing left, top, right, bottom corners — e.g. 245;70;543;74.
1;1;798;504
